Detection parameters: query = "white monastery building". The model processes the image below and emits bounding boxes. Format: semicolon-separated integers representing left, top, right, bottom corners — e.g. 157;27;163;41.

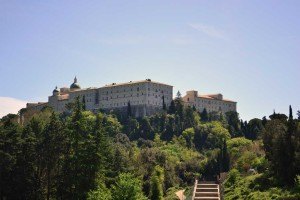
182;91;237;113
26;77;237;117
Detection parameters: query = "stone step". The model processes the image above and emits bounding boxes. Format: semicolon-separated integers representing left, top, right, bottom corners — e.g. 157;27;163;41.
195;192;219;197
197;184;218;188
194;197;220;200
196;188;218;193
198;181;216;184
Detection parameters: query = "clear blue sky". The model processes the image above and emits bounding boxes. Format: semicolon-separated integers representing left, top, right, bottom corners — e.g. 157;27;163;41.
0;0;299;120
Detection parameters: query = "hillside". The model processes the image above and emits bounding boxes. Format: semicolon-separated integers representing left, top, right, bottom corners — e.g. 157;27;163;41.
0;97;300;200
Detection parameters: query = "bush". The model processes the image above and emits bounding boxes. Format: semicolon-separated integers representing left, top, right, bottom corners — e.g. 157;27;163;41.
225;169;241;187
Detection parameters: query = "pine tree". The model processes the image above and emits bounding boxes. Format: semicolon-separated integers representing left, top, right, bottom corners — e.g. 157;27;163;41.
42;112;66;200
0;120;23;199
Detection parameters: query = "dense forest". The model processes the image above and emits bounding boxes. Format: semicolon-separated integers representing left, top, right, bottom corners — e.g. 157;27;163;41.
1;95;300;200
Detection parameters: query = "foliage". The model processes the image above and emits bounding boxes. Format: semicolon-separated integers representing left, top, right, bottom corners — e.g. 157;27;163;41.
150;165;164;200
87;182;112;200
111;173;147;200
2;97;300;200
224;173;300;200
262;119;297;185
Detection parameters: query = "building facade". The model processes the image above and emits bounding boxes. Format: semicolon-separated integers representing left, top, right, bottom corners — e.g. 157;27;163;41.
27;78;173;117
182;90;237;113
26;78;237;117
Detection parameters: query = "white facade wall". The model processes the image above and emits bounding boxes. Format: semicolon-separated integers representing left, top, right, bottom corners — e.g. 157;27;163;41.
27;80;237;117
98;81;173;109
35;80;173;117
182;90;237;113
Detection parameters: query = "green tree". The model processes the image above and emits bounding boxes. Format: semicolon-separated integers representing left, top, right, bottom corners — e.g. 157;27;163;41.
182;128;195;148
139;117;154;140
226;111;241;137
246;118;264;140
112;173;147;200
263;119;296;185
162;95;167;111
58;97;97;199
262;116;268;126
168;100;176;114
150;165;164;200
289;105;293;120
124;117;139;140
82;95;86;110
42;112;67;200
16;117;45;199
0;119;23;199
161;115;175;141
200;108;208;122
87;182;112;200
127;101;132;117
220;139;230;172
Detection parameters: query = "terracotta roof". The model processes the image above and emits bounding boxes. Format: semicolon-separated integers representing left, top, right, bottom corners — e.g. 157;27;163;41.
199;95;214;99
67;87;97;93
58;94;69;101
198;95;236;103
100;80;173;88
223;99;236;103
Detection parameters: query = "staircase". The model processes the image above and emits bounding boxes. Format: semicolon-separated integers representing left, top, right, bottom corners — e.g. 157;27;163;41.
192;180;220;200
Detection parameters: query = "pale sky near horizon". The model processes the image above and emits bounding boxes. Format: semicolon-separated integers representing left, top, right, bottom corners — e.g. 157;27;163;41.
0;0;299;120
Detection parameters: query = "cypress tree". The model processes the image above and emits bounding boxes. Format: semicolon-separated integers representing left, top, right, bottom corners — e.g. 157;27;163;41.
150;166;164;200
289;105;293;120
222;139;230;172
162;96;166;111
262;116;267;126
82;96;86;110
176;91;182;99
127;101;132;117
200;108;208;122
168;100;176;114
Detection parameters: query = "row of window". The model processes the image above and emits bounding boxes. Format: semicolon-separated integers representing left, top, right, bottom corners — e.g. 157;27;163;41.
102;88;170;95
187;97;233;106
194;103;232;108
101;94;170;100
102;101;168;108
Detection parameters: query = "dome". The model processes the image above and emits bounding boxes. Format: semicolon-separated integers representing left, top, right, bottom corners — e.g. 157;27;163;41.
53;86;59;95
70;76;81;90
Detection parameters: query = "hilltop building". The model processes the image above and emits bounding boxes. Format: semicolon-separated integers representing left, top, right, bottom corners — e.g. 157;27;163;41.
182;90;237;113
27;77;173;117
26;78;237;117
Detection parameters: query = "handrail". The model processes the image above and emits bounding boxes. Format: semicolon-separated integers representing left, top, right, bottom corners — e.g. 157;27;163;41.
191;179;198;200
